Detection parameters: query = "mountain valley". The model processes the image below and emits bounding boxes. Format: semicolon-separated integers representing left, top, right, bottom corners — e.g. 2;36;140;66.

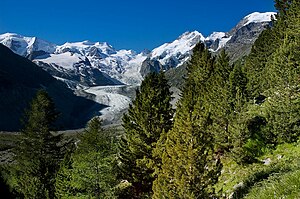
0;12;276;128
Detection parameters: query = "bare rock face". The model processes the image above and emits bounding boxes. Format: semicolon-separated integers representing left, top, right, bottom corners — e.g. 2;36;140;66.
140;57;163;77
224;20;273;61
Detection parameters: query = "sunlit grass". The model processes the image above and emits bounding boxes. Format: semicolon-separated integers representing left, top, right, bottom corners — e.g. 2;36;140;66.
245;169;300;199
216;142;300;198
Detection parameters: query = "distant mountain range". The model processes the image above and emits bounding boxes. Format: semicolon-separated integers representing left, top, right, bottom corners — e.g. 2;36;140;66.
0;12;276;88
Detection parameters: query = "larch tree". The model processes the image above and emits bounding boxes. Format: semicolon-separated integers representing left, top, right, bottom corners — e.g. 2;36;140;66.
11;90;66;199
55;117;118;198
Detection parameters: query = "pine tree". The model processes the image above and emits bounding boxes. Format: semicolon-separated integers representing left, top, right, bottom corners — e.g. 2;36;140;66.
244;27;278;99
275;0;292;16
231;0;300;161
229;60;248;103
153;43;222;198
260;0;300;143
245;0;299;100
55;117;118;198
11;90;66;199
209;50;234;149
54;143;76;198
118;72;174;198
264;39;300;142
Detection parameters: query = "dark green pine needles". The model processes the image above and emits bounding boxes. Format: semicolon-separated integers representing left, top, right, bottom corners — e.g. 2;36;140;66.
153;43;222;199
118;72;174;198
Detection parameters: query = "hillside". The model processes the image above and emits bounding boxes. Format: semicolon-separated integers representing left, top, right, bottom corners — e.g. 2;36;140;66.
216;142;300;198
0;44;103;131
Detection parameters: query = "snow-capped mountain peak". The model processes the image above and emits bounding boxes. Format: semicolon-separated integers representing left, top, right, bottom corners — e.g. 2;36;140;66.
150;31;204;66
242;12;276;27
55;40;116;55
178;30;205;41
206;32;226;41
0;11;275;88
0;33;56;56
205;32;232;52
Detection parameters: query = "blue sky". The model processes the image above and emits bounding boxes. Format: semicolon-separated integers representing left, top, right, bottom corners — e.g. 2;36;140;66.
0;0;276;52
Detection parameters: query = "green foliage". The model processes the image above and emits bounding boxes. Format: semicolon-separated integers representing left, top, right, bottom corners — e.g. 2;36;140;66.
229;98;277;164
0;166;16;198
263;85;300;143
229;60;247;102
244;27;278;98
216;141;300;198
244;141;300;199
245;169;300;199
209;50;234;149
229;0;300;165
10;90;66;199
243;0;296;99
153;43;222;199
55;118;118;198
263;0;300;143
275;0;292;16
118;72;174;198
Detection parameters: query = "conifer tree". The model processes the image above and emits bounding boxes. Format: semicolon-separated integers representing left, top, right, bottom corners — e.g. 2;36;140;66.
244;27;278;99
11;90;65;199
55;117;118;198
229;60;248;103
275;0;292;16
216;0;300;165
233;0;300;161
209;50;234;149
264;39;300;142
118;72;173;198
259;0;300;143
245;0;298;99
153;43;222;199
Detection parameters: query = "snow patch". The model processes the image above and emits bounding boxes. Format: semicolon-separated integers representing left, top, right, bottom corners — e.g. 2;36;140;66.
36;52;84;69
206;32;226;41
206;32;232;52
55;40;116;55
243;12;276;26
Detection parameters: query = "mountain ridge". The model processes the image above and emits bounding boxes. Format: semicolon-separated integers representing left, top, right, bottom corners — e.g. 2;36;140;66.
0;12;276;88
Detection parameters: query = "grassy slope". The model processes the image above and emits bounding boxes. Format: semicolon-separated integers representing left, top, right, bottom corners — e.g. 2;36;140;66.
216;142;300;198
245;170;300;199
